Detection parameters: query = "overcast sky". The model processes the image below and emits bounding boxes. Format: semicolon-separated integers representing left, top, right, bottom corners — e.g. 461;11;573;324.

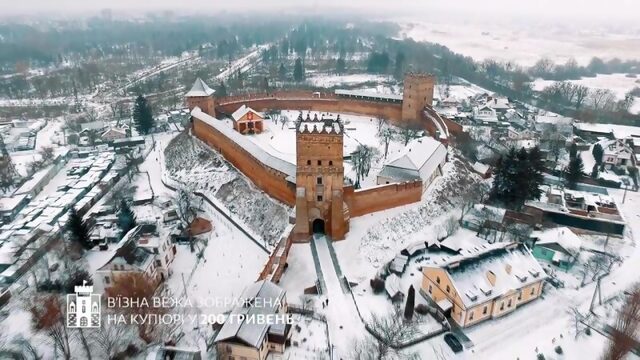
2;0;640;26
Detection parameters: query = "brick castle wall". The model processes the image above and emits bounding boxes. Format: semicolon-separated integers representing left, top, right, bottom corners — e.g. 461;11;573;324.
192;118;296;206
217;92;403;124
344;181;423;217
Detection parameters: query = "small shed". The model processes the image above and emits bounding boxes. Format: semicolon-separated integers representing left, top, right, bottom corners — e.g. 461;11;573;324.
389;254;409;274
384;274;404;302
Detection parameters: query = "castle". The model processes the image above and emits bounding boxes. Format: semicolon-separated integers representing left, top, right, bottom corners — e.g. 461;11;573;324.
187;73;441;241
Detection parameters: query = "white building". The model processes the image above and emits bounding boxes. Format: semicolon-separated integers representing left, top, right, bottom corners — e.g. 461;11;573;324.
472;105;498;124
602;139;636;169
377;136;448;192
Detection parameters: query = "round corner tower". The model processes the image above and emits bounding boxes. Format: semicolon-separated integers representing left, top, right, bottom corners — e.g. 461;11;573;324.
401;73;435;124
293;113;350;241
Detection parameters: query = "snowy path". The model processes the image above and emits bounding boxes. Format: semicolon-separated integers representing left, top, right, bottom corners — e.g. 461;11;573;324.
313;234;365;358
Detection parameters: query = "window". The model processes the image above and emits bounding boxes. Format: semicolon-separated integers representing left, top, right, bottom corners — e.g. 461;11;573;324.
307;160;311;165
104;276;110;284
436;277;440;284
500;302;504;311
317;195;323;202
317;176;323;185
446;285;450;293
329;160;333;166
508;299;512;308
428;285;432;293
317;160;322;166
469;312;474;321
483;306;488;315
531;287;535;295
155;260;162;267
518;292;522;301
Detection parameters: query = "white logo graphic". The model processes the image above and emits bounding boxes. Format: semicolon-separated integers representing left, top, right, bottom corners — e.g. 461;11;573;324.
66;280;101;328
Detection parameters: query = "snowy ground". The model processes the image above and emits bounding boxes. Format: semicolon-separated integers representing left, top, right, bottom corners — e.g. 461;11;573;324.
306;73;395;88
233;110;409;187
164;132;289;245
286;314;331;360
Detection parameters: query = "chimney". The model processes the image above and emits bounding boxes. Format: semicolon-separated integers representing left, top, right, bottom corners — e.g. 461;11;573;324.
486;270;496;286
505;264;512;274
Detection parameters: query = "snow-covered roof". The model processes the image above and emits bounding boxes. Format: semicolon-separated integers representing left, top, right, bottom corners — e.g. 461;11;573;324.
385;136;447;172
215;280;286;348
385;274;403;299
185;78;215;97
428;243;546;308
0;194;27;212
472;162;490;175
532;227;582;255
231;105;263;121
80;121;106;131
334;89;403;102
191;107;296;181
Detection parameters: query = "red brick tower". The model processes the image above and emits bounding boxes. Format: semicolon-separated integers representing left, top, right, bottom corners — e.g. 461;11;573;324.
401;73;435;124
185;78;216;117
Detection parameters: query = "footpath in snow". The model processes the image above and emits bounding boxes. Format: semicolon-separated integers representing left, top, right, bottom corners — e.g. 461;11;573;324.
312;234;365;358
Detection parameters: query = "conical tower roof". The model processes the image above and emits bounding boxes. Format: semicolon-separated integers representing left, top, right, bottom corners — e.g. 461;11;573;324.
185;78;215;97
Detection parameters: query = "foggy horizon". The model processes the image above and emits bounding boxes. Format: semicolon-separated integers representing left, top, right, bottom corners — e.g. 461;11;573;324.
3;0;640;26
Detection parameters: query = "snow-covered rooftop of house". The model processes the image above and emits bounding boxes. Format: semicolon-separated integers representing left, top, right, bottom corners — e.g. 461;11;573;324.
215;280;286;348
574;123;640;139
231;104;263;121
385;273;402;298
432;244;546;308
532;227;582;255
536;114;574;125
472;161;490;174
334;89;403;101
486;97;511;110
185;78;215;97
385;136;447;172
191;107;296;181
0;194;27;212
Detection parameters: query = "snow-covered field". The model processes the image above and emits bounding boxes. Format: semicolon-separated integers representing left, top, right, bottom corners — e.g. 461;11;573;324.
399;21;640;66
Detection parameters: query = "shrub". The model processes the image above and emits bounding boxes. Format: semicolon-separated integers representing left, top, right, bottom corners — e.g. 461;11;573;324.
555;346;563;354
537;353;546;360
612;166;627;176
370;277;385;294
415;304;429;315
585;327;591;335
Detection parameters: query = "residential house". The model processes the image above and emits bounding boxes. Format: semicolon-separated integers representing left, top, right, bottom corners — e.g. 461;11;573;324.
602;139;636;169
95;225;176;291
0;194;29;224
232;105;265;134
101;127;128;142
421;243;546;328
377;136;448;192
214;280;291;360
472;105;498;124
486;96;511;114
530;227;581;271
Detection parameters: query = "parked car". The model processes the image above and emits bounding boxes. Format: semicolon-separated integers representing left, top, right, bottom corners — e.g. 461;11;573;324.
444;333;463;353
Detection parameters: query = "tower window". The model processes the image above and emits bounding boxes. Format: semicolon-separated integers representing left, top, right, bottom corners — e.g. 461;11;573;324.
317;195;323;202
317;176;323;185
329;160;333;166
317;160;322;166
307;160;311;165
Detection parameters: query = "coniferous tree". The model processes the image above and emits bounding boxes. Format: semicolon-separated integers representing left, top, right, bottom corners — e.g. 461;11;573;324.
565;156;585;189
592;143;604;165
336;57;346;74
293;58;304;82
569;142;578;160
216;81;227;97
527;146;545;200
404;285;415;320
0;134;18;193
117;199;137;239
66;208;92;250
491;147;545;206
591;163;599;179
132;94;154;135
278;63;287;80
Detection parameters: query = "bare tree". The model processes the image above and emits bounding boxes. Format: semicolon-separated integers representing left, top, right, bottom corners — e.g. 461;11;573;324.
399;127;420;146
602;286;640;360
590;89;616;111
351;145;379;188
351;305;421;360
378;126;395;159
460;182;490;221
174;187;199;252
376;117;386;133
29;295;73;360
93;318;135;358
106;272;164;344
574;85;590;110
